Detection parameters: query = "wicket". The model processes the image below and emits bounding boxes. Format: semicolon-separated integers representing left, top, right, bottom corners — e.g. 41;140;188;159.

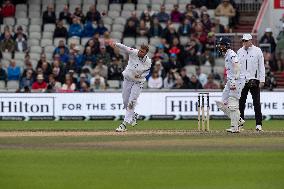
197;93;210;131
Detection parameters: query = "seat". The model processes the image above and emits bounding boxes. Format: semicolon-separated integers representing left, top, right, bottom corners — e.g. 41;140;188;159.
14;52;26;60
3;17;15;26
42;0;54;6
184;65;197;75
42;32;53;39
104;24;111;31
2;52;12;60
16;4;27;12
108;11;120;19
215;58;225;66
165;4;174;12
137;0;150;4
17;18;29;26
102;16;113;25
150;37;161;46
123;3;135;11
30;46;43;54
7;81;19;90
56;0;68;5
123;37;135;47
45;53;53;62
81;37;91;46
179;36;189;45
29;25;41;33
69;0;82;5
200;65;212;75
44;45;56;53
165;0;178;4
110;32;122;40
29;4;41;12
29;11;41;18
107;80;120;89
214;66;225;76
16;11;27;18
16;60;25;68
112;24;124;32
136;37;148;46
44;24;56;32
29;32;41;40
96;4;108;13
28;39;40;46
30;53;41;61
178;0;190;3
14;25;27;33
83;0;95;5
151;4;161;11
55;4;65;14
41;39;53;47
28;0;41;5
96;0;108;5
121;10;131;18
69;4;81;12
114;17;126;25
0;81;6;90
137;4;147;11
152;0;164;4
109;3;121;12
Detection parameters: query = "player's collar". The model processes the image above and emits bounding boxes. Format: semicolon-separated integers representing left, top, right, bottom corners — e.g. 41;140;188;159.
139;55;147;63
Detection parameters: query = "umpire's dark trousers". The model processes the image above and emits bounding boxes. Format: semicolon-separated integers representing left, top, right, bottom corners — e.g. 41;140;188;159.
239;80;262;126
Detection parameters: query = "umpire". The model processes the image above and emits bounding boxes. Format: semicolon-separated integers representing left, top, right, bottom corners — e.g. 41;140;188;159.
237;34;265;131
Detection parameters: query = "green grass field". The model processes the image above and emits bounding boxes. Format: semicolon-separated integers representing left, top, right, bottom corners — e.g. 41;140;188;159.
0;120;283;189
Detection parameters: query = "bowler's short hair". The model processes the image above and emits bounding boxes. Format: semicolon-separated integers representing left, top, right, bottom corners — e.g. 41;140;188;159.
140;44;149;52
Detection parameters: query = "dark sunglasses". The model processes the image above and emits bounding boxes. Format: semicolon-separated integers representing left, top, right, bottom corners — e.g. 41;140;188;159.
242;40;249;42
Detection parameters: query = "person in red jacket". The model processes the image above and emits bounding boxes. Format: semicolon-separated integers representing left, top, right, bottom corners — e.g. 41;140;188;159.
2;0;15;17
32;74;47;92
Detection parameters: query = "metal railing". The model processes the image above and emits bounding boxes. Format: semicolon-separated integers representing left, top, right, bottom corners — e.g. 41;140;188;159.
235;0;263;12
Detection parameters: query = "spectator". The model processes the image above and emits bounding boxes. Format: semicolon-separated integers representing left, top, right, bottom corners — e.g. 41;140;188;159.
169;37;184;60
141;5;155;19
137;20;149;37
264;64;277;91
71;46;84;69
182;3;199;21
86;5;101;23
13;26;28;41
94;20;107;36
171;4;182;23
178;18;192;36
0;63;7;82
96;46;111;66
215;0;236;18
173;76;188;89
46;74;62;92
211;18;226;33
112;47;124;63
260;28;277;53
155;45;169;65
68;17;83;37
76;73;90;91
1;25;11;40
42;4;56;25
277;23;284;41
73;7;85;23
196;67;208;86
0;31;15;52
59;5;72;25
85;37;100;55
20;69;34;90
205;32;216;54
156;5;170;23
0;7;2;25
42;62;52;81
201;12;212;32
15;32;28;53
7;60;21;81
127;11;139;28
108;57;123;80
82;46;96;67
52;67;64;83
99;31;112;48
65;55;77;73
1;0;15;17
141;11;152;28
53;40;69;55
162;24;179;44
53;20;68;39
94;59;108;79
82;21;96;37
188;75;203;89
163;70;176;89
37;54;49;69
123;20;137;38
32;74;47;92
148;71;163;89
23;54;33;70
184;44;199;66
149;17;163;37
199;48;215;66
61;74;76;91
276;37;284;71
90;74;105;90
264;52;277;71
179;68;190;87
79;81;91;92
154;61;166;78
203;74;219;89
163;53;179;72
58;47;69;64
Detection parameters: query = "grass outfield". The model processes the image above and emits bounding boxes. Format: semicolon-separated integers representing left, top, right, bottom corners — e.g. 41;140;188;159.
0;120;283;189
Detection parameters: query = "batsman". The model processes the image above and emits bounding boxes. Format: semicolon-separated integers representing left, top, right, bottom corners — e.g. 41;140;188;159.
215;37;246;133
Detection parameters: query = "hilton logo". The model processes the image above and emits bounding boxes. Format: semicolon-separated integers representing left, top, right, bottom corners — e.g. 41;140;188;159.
0;97;54;116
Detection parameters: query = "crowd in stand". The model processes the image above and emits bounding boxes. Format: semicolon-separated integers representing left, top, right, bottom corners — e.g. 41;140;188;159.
0;0;282;92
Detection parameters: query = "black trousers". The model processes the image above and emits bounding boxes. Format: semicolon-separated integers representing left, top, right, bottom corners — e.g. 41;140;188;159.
239;80;262;126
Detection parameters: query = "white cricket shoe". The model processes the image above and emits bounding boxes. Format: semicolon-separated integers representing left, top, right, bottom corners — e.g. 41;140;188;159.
238;118;245;131
131;113;139;127
256;125;263;131
116;123;127;132
226;126;240;133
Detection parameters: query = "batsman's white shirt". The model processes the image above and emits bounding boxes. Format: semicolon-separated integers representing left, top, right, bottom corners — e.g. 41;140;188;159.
222;49;245;102
115;42;152;124
115;43;152;83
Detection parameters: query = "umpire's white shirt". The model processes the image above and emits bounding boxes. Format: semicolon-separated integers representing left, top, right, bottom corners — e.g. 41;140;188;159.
237;45;265;82
115;43;152;83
